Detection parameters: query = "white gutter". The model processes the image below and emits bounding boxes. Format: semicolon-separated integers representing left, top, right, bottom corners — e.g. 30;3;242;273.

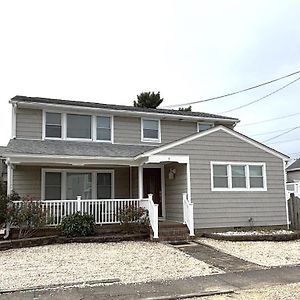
10;100;239;124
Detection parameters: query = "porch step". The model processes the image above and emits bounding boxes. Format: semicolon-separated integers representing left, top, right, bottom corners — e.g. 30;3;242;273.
151;222;191;242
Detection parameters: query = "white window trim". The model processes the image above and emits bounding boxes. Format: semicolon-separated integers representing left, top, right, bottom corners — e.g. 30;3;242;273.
43;110;114;143
197;122;214;132
41;168;115;200
141;118;161;143
210;161;267;192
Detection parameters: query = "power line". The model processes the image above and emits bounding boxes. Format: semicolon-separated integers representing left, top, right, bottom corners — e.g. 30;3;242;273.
238;112;300;127
249;127;297;137
262;125;300;143
268;137;300;145
162;70;300;108
220;76;300;114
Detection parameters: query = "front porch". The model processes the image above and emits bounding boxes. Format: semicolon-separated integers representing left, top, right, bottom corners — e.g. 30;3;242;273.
7;156;195;239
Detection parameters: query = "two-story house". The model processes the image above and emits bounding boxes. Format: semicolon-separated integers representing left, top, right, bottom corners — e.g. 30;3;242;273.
4;95;289;238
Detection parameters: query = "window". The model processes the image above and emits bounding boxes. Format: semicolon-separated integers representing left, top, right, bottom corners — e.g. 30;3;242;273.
97;116;111;141
197;122;214;132
97;173;112;199
231;165;246;188
142;119;160;142
249;165;264;188
45;172;61;200
45;113;61;138
211;162;266;191
67;173;92;200
42;169;114;200
67;114;91;139
212;165;228;188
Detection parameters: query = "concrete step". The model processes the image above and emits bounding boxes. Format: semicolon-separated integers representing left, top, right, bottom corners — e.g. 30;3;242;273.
151;223;191;242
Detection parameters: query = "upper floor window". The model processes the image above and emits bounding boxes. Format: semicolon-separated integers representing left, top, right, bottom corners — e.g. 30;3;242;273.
142;119;161;142
211;162;266;191
197;122;214;132
67;114;91;139
97;116;111;141
46;112;61;138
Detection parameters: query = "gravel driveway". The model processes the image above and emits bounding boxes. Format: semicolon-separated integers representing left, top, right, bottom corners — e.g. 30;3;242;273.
0;241;222;291
199;238;300;267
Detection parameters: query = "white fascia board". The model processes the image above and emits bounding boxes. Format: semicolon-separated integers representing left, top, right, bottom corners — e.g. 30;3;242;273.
136;125;289;161
286;168;300;172
146;155;189;164
6;154;137;166
11;100;239;124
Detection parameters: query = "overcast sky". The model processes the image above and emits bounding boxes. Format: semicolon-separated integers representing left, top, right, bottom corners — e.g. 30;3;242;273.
0;0;299;160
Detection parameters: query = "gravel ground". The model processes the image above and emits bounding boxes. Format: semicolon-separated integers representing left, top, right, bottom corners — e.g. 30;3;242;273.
190;282;300;300
199;238;300;266
213;230;294;236
0;241;222;290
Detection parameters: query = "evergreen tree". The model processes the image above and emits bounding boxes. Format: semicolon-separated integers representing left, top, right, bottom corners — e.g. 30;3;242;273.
133;92;163;108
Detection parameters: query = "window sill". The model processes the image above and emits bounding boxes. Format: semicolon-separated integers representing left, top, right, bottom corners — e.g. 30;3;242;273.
212;188;267;192
141;138;161;143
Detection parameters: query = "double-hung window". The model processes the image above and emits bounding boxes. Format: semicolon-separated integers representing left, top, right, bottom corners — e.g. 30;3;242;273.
97;116;111;141
211;162;266;191
43;169;114;200
142;119;160;142
67;114;91;139
45;112;62;138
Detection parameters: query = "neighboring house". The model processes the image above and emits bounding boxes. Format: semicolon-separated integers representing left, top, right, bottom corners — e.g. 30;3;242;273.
286;159;300;197
0;146;7;184
4;95;289;238
286;159;300;183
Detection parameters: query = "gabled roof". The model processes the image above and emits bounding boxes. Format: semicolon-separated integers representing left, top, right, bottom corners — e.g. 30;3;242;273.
5;139;156;158
11;95;239;123
0;146;6;158
137;125;289;161
287;159;300;171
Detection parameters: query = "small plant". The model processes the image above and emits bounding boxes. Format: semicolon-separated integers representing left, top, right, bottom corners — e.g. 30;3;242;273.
119;205;149;233
6;194;47;239
59;212;95;237
0;178;7;226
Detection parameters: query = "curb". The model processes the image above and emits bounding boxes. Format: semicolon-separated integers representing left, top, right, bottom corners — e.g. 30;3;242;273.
0;278;120;294
142;289;235;300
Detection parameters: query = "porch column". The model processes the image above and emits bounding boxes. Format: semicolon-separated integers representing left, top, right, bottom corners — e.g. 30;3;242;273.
138;165;143;199
6;160;14;196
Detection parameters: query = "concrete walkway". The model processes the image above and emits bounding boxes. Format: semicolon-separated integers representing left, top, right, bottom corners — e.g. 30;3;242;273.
1;265;300;299
177;241;264;272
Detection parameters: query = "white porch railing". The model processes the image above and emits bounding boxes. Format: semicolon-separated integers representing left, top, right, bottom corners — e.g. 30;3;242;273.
286;182;300;199
140;194;159;239
182;193;195;236
12;197;151;227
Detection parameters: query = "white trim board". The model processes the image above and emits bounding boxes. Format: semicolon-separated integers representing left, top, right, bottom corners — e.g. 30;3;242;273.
12;100;239;124
136;125;289;161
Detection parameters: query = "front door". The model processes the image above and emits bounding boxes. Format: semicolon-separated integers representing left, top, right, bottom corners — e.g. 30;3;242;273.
143;168;162;217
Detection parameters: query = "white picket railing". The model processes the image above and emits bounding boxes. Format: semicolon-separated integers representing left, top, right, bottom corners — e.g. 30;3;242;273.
182;193;195;236
12;197;147;226
286;182;300;199
140;194;159;239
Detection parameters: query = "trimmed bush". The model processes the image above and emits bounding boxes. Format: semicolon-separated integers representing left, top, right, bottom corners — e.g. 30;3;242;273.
119;206;149;233
59;212;95;237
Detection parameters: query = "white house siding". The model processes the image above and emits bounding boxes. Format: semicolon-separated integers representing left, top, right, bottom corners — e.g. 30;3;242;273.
13;166;131;200
164;163;186;222
159;130;287;229
16;108;42;139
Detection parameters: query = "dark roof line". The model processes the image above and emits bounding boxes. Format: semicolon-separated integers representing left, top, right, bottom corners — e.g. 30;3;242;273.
11;95;239;122
287;159;300;171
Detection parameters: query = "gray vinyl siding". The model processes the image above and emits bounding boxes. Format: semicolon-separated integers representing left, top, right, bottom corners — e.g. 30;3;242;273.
114;116;197;145
160;130;287;229
16;108;42;139
13;166;131;200
287;170;300;182
164;163;186;221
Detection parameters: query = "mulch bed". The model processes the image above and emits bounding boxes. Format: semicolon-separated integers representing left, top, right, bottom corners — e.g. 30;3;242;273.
202;231;300;241
0;232;149;251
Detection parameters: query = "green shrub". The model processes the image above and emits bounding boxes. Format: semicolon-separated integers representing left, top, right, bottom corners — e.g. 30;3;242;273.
59;212;95;237
119;205;149;233
0;178;7;226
